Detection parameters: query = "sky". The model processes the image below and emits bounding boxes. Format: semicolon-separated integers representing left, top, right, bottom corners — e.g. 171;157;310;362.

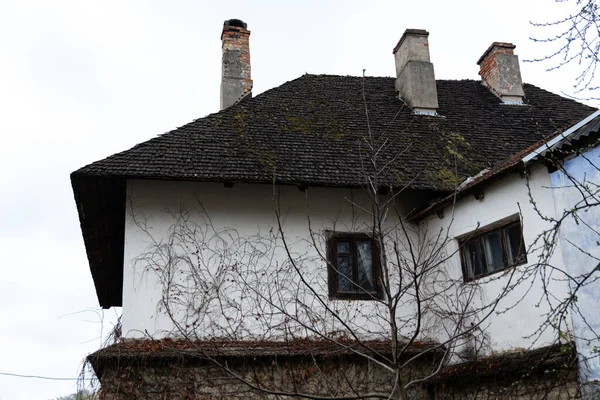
0;1;596;399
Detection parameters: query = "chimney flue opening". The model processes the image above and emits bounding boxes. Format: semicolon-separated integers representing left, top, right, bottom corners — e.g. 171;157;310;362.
224;19;247;29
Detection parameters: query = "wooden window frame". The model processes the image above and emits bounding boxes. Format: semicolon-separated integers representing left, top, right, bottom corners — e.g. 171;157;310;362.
326;232;383;300
459;219;528;282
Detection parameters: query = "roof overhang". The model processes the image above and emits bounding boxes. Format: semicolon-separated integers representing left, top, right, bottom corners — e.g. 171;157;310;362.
523;109;600;164
88;338;443;379
71;174;126;308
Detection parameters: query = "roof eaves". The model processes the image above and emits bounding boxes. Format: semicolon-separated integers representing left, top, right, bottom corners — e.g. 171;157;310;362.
408;154;526;222
425;342;576;385
87;338;444;378
411;109;600;222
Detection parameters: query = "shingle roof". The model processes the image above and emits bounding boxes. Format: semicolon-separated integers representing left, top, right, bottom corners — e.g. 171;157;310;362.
523;109;600;163
411;110;600;221
71;74;596;308
72;75;595;190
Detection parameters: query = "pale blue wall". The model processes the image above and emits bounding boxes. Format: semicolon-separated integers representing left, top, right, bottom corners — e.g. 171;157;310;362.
551;145;600;389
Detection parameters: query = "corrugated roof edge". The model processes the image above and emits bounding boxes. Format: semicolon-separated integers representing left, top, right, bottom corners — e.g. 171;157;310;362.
522;109;600;164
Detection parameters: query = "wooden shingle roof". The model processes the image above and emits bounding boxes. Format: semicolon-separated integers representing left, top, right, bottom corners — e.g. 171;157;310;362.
73;75;594;190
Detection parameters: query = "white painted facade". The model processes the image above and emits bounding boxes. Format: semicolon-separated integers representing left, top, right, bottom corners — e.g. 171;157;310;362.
121;163;572;356
122;180;418;341
424;163;570;353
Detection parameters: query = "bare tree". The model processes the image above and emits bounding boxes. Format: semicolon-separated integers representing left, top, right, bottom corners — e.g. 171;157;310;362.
51;391;95;400
530;0;600;96
97;86;542;400
528;4;600;393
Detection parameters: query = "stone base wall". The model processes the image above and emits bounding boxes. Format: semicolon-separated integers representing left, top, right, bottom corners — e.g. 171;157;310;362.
96;355;430;400
427;364;580;399
91;342;581;399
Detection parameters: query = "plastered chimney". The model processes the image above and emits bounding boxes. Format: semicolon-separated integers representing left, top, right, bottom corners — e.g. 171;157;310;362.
477;42;524;104
393;29;438;115
220;19;252;110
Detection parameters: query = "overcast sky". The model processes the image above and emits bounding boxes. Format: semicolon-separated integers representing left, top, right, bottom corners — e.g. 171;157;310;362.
0;1;595;399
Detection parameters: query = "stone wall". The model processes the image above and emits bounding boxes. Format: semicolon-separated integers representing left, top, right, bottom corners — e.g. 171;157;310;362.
90;340;580;399
428;369;579;399
94;355;430;400
426;343;580;399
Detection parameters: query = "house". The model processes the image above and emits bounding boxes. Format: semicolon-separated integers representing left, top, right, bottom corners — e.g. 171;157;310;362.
72;19;599;399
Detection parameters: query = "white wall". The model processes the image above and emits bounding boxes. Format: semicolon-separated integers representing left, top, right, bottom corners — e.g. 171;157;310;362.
122;165;571;355
424;164;570;353
122;180;418;340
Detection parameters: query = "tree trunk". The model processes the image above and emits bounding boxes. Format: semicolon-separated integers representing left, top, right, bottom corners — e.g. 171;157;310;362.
394;376;407;400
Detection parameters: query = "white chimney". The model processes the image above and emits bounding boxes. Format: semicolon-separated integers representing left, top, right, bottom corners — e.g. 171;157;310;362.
393;29;438;115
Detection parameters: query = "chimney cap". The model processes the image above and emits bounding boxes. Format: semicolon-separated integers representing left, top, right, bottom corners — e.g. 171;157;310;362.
224;19;247;29
477;42;516;65
393;29;429;54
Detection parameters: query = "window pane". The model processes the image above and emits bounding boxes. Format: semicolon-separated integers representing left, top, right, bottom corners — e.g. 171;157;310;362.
337;255;353;292
483;231;505;272
464;239;486;278
504;224;526;265
357;241;375;292
337;242;350;253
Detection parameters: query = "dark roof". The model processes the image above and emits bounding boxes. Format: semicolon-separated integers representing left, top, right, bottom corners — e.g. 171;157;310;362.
426;342;576;385
408;142;537;221
73;75;595;190
87;338;441;378
411;109;600;221
524;109;600;163
71;74;596;307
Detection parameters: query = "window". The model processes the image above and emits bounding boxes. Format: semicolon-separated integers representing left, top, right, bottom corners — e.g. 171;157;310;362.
327;233;382;299
460;220;527;281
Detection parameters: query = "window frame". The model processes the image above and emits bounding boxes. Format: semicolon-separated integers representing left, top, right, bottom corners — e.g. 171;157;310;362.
326;232;382;300
459;219;527;282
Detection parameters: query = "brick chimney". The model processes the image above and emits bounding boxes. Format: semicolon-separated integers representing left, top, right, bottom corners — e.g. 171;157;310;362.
220;19;253;110
393;29;438;115
477;42;524;104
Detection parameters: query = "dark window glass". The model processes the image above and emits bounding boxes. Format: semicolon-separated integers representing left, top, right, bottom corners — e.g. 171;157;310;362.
337;242;350;253
482;231;505;272
461;220;527;281
327;234;381;299
504;223;526;265
337;255;353;292
357;241;374;292
464;239;486;278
